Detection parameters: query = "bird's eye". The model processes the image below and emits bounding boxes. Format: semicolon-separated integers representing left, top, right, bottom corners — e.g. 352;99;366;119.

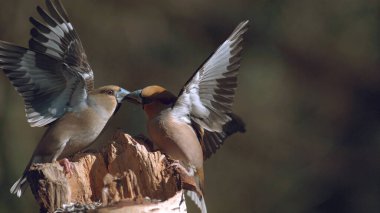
102;89;114;96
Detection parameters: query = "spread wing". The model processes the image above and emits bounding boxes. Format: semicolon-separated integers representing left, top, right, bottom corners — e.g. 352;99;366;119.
172;20;248;132
201;113;246;159
0;0;93;127
192;113;246;159
29;0;94;90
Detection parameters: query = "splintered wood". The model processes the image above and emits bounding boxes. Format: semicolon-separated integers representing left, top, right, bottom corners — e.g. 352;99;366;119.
27;130;187;213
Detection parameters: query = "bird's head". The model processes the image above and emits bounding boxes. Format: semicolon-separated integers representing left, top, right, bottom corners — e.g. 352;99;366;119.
89;85;129;115
125;85;177;117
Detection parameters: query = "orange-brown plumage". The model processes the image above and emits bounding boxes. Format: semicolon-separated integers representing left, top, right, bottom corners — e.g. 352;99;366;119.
126;20;249;213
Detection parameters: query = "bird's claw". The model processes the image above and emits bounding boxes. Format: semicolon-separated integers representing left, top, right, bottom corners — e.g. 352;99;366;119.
58;158;74;177
168;161;193;177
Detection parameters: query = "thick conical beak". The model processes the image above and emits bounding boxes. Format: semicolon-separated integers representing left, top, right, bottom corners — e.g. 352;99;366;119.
116;88;130;103
124;89;143;105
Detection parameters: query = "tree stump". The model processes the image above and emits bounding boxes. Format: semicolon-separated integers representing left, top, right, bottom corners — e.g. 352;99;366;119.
26;130;190;213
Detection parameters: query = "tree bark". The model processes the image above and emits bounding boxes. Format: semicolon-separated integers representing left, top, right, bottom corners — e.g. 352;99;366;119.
26;130;189;213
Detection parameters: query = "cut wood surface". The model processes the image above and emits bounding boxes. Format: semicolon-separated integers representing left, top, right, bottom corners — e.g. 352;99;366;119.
27;130;189;213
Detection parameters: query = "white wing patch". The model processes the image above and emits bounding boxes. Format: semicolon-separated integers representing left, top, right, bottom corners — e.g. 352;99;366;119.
172;21;248;132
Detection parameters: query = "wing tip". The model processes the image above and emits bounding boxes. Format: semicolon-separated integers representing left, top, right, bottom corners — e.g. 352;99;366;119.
228;20;250;42
239;19;250;29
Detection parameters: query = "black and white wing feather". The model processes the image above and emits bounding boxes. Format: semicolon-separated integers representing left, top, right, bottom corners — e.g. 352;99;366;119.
173;20;249;132
29;0;93;90
0;0;93;127
201;113;246;159
0;42;87;127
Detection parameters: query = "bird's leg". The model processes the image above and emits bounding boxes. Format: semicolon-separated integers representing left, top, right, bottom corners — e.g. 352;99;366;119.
168;161;203;197
168;160;194;177
52;140;74;176
58;158;74;176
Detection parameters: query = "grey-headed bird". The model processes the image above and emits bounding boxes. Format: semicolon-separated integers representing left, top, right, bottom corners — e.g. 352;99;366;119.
0;0;129;197
125;21;248;213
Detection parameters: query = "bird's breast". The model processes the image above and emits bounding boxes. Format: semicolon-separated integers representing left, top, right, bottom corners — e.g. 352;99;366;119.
50;107;110;157
147;111;203;168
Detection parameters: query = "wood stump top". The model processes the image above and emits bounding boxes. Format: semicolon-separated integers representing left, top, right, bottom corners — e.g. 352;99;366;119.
27;130;189;213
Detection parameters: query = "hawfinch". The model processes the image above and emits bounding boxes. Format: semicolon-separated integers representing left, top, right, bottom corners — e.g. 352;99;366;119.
125;20;248;213
0;0;129;197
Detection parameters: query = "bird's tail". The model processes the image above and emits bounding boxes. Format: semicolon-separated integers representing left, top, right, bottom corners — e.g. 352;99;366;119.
10;176;28;197
186;190;207;213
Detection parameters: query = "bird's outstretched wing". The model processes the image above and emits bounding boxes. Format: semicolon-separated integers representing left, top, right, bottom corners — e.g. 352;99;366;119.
191;113;246;159
29;0;94;90
0;0;93;127
201;113;246;159
0;41;87;127
172;21;249;132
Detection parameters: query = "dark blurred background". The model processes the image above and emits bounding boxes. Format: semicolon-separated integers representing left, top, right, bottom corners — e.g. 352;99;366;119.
0;0;379;212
